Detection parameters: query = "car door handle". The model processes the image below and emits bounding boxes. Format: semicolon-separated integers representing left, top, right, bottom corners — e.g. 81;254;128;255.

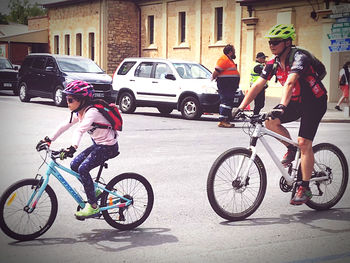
152;81;158;83
129;79;135;82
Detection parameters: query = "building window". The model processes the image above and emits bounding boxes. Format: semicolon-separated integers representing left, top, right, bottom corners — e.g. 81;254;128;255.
76;33;82;56
179;12;186;43
65;34;70;55
148;15;154;45
89;32;95;61
54;35;59;54
215;7;223;41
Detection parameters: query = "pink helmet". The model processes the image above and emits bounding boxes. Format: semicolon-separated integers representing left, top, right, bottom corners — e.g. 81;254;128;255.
63;80;94;99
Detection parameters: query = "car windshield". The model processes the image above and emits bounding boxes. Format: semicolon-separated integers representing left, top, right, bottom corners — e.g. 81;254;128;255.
172;62;211;79
56;57;104;73
0;58;14;70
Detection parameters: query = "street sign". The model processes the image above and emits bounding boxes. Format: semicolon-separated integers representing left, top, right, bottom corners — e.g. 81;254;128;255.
330;38;350;45
328;45;350;52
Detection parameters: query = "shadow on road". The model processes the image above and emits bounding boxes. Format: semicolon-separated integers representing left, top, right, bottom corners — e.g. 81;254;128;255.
220;207;350;234
8;227;178;252
0;91;15;97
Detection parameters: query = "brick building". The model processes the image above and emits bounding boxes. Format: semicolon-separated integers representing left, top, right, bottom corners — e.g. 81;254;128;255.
42;0;349;102
43;0;139;76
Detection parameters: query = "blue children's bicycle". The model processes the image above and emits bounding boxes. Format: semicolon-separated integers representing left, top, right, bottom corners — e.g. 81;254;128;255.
0;145;154;241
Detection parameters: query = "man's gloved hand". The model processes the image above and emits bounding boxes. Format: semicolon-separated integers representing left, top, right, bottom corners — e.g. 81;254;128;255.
59;146;76;160
268;104;287;119
232;108;243;120
36;136;51;151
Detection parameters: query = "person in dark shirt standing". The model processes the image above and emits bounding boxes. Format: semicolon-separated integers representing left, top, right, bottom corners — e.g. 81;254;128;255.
233;24;327;205
250;52;268;115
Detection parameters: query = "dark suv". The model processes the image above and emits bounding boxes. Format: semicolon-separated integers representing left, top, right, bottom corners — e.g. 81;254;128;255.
0;57;19;95
18;54;113;106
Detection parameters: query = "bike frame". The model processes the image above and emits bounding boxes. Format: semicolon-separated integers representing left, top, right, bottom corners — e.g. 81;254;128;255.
240;121;330;186
26;153;131;213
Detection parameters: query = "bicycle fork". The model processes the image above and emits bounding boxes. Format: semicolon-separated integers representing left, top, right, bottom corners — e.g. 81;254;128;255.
25;173;50;213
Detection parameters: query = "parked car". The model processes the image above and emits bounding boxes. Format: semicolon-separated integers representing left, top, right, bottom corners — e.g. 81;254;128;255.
18;54;113;106
0;57;19;95
112;57;243;120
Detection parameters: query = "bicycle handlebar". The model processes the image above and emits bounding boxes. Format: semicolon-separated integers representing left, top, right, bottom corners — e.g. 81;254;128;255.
236;111;270;124
36;143;63;160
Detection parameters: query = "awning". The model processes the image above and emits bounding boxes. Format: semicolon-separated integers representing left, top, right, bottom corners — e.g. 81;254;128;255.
0;29;48;43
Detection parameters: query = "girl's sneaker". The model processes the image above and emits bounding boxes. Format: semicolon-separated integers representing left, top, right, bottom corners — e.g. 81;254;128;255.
75;203;100;219
95;189;102;197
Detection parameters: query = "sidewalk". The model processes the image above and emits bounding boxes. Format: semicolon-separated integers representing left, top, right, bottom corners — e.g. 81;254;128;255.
261;96;350;123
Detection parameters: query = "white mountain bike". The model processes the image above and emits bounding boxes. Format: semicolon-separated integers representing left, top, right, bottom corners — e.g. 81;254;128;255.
207;112;348;221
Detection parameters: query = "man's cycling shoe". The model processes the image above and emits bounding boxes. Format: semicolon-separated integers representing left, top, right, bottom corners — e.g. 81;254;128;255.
281;147;297;166
75;203;100;220
290;186;312;205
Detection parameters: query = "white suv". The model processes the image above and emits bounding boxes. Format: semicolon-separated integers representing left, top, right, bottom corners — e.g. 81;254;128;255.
112;57;223;120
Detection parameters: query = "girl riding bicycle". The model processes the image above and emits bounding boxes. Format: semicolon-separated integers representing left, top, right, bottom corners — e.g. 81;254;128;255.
37;80;119;219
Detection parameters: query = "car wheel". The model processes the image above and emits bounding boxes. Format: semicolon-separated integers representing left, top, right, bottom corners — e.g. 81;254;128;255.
19;82;31;102
53;86;66;107
157;106;173;115
180;96;202;120
118;92;136;113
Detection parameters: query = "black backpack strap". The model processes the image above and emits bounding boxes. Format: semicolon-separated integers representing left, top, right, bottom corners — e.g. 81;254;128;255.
272;58;279;83
288;47;298;68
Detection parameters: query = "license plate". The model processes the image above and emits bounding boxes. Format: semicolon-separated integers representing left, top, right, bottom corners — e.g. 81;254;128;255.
94;93;104;98
4;83;12;87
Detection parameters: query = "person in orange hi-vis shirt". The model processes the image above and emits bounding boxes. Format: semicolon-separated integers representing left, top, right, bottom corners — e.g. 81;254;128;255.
212;44;240;128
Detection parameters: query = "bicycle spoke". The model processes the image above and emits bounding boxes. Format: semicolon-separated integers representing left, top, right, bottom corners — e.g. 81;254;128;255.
207;148;267;221
0;179;57;241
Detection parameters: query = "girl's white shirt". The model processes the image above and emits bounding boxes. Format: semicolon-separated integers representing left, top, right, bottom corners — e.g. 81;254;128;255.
50;107;118;147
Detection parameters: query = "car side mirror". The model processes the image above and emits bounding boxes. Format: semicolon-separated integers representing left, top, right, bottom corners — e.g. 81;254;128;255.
14;66;19;70
45;66;54;72
165;74;176;80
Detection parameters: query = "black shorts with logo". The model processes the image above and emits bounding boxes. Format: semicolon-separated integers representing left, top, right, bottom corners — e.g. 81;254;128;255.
279;95;327;141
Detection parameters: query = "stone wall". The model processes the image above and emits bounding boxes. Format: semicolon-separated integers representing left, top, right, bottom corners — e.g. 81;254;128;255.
106;0;139;74
28;16;49;31
47;1;101;64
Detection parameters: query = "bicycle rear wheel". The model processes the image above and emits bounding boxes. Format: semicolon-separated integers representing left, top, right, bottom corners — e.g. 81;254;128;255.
101;173;154;230
0;179;58;241
306;143;348;210
207;147;267;221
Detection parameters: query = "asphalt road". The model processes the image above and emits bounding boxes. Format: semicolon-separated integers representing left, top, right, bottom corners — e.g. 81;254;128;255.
0;91;350;263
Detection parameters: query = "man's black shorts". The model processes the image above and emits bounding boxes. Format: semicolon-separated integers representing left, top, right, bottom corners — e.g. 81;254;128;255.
279;96;327;141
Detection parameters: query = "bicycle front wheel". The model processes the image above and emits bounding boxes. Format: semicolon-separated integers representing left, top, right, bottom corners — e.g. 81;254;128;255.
207;147;267;221
0;179;58;241
101;173;154;230
306;143;348;210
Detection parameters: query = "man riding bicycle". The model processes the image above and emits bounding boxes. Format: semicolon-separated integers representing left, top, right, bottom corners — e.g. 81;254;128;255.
233;24;327;205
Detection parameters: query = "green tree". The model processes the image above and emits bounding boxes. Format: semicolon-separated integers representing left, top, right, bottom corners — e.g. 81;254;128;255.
0;12;9;24
7;0;47;25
